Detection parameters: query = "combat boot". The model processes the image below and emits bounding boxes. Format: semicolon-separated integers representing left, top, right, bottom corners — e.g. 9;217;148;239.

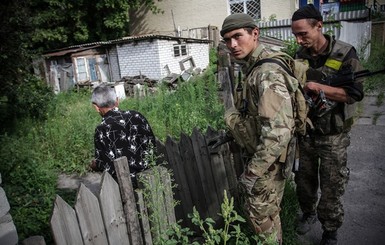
296;213;316;235
320;230;338;245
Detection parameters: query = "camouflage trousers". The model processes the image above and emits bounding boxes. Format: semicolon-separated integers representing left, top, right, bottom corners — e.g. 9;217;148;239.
295;132;350;232
239;161;285;243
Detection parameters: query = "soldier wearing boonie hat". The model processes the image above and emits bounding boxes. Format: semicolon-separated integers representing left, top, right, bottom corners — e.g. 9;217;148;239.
214;13;300;244
220;13;258;37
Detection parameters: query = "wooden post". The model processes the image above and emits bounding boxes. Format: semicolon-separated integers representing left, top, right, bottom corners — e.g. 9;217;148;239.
217;42;234;111
218;67;234;110
114;157;144;245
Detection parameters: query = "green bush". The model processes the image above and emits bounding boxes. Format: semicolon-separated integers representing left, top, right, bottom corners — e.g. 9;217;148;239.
8;75;55;120
362;40;385;93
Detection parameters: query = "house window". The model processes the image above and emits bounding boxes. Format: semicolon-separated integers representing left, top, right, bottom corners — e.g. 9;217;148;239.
173;44;187;57
229;0;261;20
76;57;88;82
75;57;100;83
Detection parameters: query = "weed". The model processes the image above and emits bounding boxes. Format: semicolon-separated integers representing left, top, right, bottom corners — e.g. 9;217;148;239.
376;91;384;106
372;112;383;125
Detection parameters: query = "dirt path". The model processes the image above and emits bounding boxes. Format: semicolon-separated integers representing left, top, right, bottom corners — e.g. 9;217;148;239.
298;94;385;245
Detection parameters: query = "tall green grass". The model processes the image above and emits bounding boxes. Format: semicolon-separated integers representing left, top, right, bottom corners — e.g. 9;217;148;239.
362;40;385;93
0;69;224;241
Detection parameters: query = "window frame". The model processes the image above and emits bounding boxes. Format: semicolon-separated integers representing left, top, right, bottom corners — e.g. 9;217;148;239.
173;44;188;57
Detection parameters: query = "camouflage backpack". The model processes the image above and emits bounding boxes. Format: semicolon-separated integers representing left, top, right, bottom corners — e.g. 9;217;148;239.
224;52;310;177
225;52;310;144
259;52;310;137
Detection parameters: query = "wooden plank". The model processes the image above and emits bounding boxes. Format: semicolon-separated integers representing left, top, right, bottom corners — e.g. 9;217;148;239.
191;127;219;219
114;156;144;245
205;128;231;204
229;142;245;180
159;166;177;225
50;195;84;245
135;190;153;245
218;67;234;111
99;172;130;245
157;140;184;226
179;133;207;216
221;142;239;199
138;166;167;241
164;136;193;228
75;184;108;245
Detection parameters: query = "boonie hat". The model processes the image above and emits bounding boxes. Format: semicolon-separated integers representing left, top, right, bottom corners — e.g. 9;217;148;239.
220;13;257;37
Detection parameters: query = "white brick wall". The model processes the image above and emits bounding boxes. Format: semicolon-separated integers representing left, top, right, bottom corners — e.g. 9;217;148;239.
116;39;210;80
117;41;161;80
189;43;210;72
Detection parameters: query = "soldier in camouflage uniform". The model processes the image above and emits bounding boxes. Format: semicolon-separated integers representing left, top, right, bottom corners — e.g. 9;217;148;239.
291;4;365;245
219;13;298;244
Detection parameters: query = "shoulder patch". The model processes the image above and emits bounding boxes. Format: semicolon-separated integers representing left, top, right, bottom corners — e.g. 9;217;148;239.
325;58;342;71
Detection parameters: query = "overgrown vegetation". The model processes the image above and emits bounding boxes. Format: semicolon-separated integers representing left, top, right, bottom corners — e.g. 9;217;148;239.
362;40;385;93
1;31;384;245
0;57;224;242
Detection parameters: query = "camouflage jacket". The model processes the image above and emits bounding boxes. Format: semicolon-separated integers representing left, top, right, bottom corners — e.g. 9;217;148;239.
226;44;297;177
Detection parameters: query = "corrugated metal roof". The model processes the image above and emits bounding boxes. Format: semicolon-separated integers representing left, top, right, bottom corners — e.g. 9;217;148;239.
43;34;212;57
42;45;102;57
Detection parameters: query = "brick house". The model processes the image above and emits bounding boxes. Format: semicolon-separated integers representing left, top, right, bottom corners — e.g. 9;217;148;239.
41;35;211;93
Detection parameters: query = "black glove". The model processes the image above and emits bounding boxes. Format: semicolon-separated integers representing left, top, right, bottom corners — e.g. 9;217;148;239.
207;131;233;149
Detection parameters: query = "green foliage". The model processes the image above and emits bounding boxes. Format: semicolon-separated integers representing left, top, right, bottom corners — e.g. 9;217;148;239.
122;73;224;141
362;39;385;93
157;191;275;245
188;191;262;245
320;15;343;37
280;180;300;245
0;123;57;242
7;75;55;121
0;90;97;241
26;0;161;50
281;38;300;58
0;1;36;103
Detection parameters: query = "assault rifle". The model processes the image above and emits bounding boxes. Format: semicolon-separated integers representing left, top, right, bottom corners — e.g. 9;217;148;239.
307;67;385;117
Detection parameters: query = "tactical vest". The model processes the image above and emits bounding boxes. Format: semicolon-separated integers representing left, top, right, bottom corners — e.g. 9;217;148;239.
302;40;356;135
